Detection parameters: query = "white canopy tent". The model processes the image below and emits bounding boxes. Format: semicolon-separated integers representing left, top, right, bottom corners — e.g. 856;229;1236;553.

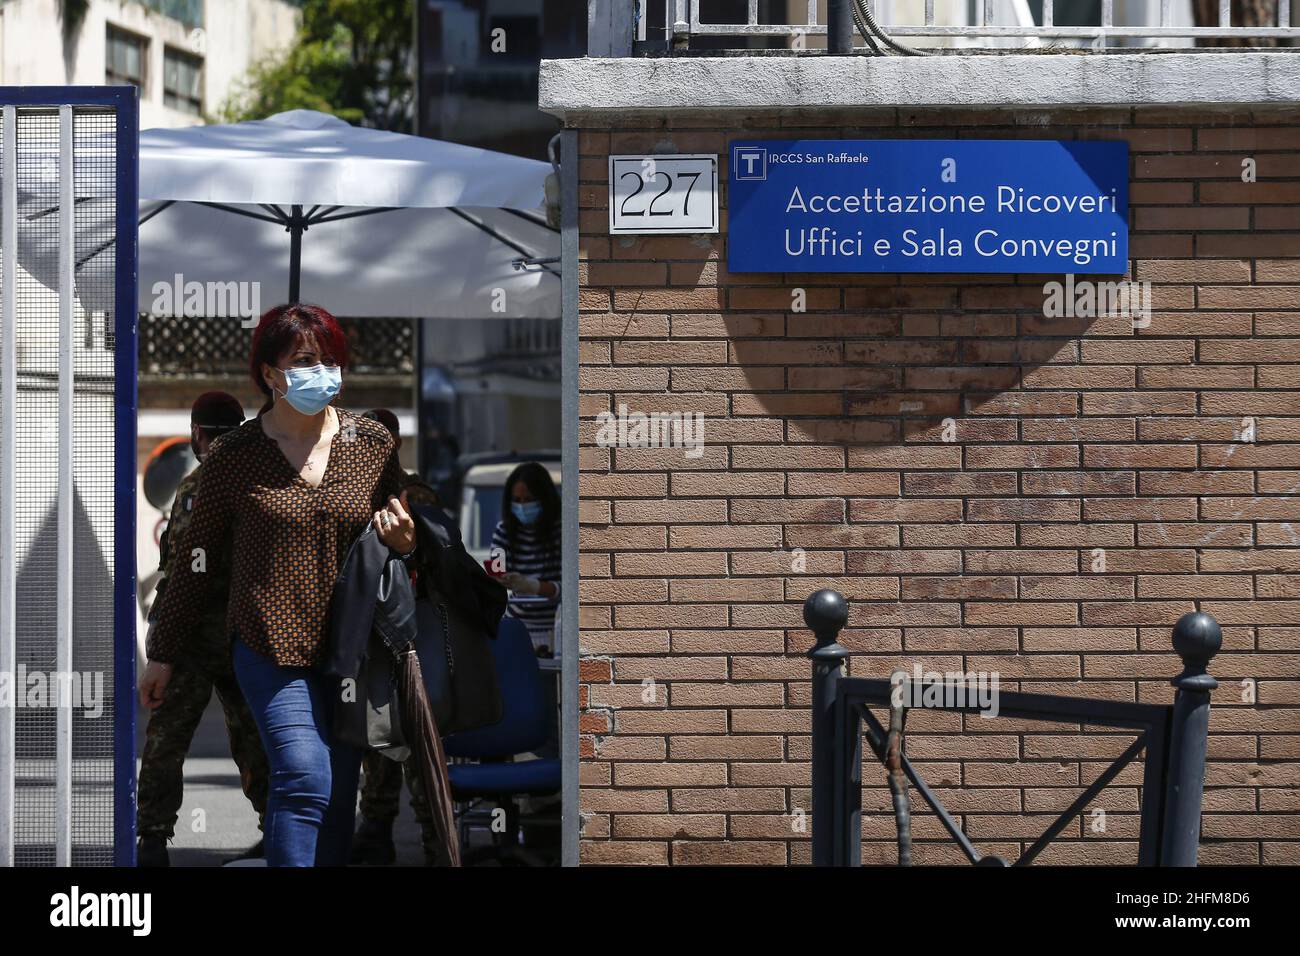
133;199;558;319
17;109;561;319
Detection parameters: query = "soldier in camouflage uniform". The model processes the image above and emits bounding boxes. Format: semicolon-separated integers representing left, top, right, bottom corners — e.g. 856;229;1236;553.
351;410;444;865
137;392;270;867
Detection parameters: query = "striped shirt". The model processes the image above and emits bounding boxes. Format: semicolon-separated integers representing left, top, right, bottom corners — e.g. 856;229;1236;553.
491;518;561;648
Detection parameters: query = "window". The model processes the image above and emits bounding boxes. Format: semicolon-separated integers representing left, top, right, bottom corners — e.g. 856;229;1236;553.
141;0;205;30
105;25;148;90
163;47;204;115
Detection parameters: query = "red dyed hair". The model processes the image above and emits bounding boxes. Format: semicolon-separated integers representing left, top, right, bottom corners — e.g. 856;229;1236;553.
249;304;349;410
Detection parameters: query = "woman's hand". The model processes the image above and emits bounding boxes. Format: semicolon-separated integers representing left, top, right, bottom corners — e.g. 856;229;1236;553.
140;660;173;709
374;489;416;555
502;572;555;598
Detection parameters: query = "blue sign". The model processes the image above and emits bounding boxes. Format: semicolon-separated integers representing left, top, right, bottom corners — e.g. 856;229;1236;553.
727;139;1128;274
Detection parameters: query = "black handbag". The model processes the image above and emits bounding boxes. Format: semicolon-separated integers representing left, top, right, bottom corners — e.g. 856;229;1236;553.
414;587;504;735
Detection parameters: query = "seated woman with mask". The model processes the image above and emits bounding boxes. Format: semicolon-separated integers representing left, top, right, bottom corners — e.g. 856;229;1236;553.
489;462;561;653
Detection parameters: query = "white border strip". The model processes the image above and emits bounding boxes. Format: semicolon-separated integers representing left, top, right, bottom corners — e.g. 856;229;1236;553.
0;105;15;868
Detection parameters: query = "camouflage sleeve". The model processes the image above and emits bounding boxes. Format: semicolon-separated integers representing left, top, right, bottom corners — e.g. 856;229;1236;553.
146;472;194;623
160;469;198;577
146;445;237;664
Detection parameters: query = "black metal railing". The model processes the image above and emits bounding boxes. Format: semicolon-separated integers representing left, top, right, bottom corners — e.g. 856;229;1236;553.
805;588;1221;867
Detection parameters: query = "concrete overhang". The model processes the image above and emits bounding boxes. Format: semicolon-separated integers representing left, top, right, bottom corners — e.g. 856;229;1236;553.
539;51;1300;119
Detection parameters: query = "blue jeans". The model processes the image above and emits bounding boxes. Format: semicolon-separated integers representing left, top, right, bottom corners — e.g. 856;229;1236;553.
232;637;363;866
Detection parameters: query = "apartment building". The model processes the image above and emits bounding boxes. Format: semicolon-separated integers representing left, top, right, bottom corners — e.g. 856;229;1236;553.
0;0;299;128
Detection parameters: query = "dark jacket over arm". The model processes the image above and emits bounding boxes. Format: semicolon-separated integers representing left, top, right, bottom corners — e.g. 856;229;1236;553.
325;505;507;747
409;504;508;637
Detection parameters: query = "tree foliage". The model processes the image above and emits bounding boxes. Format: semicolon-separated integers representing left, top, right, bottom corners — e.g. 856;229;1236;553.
220;0;414;131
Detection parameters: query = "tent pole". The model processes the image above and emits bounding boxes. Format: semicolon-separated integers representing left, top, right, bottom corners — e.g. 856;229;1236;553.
446;207;562;279
288;204;304;303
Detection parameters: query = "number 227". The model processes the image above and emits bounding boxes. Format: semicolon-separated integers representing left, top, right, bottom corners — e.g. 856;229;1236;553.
619;170;701;217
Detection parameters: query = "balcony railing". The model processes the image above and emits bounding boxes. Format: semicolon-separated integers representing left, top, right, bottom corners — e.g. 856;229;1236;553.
620;0;1300;52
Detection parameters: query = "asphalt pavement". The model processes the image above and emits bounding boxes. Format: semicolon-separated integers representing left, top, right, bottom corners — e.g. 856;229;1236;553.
135;694;429;867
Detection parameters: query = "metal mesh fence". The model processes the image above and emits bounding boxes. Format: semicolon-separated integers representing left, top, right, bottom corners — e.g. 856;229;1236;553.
70;108;118;866
1;104;120;866
140;312;416;376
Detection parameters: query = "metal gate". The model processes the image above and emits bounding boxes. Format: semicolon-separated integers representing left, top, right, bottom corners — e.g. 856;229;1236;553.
0;87;138;866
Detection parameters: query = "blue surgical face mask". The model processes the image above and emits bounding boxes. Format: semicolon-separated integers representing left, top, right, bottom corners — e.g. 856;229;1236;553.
275;364;341;416
511;500;542;525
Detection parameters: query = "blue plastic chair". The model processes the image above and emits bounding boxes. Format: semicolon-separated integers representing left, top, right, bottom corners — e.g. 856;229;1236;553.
443;616;560;864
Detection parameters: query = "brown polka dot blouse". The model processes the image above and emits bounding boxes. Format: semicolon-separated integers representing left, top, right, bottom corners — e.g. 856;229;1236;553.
146;407;406;667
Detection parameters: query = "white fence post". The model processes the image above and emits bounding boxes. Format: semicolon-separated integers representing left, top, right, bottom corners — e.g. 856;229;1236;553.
0;104;15;869
56;103;75;868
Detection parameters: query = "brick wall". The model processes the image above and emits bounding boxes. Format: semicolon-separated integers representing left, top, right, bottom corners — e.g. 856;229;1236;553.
572;105;1300;865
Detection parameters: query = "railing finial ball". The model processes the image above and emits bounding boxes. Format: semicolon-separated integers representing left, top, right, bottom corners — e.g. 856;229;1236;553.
1171;611;1221;694
803;588;848;641
1172;611;1222;664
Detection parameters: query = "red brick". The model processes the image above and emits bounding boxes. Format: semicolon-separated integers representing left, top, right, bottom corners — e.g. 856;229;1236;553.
573;110;1300;866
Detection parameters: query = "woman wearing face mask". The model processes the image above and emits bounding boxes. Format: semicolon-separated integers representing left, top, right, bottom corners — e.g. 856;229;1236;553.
138;303;417;867
491;462;562;653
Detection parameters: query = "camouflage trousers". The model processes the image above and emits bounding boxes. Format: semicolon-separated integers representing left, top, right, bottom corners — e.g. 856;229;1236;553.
137;641;269;840
358;749;432;826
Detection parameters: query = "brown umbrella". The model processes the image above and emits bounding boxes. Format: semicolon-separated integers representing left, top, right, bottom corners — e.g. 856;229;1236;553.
395;645;461;867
